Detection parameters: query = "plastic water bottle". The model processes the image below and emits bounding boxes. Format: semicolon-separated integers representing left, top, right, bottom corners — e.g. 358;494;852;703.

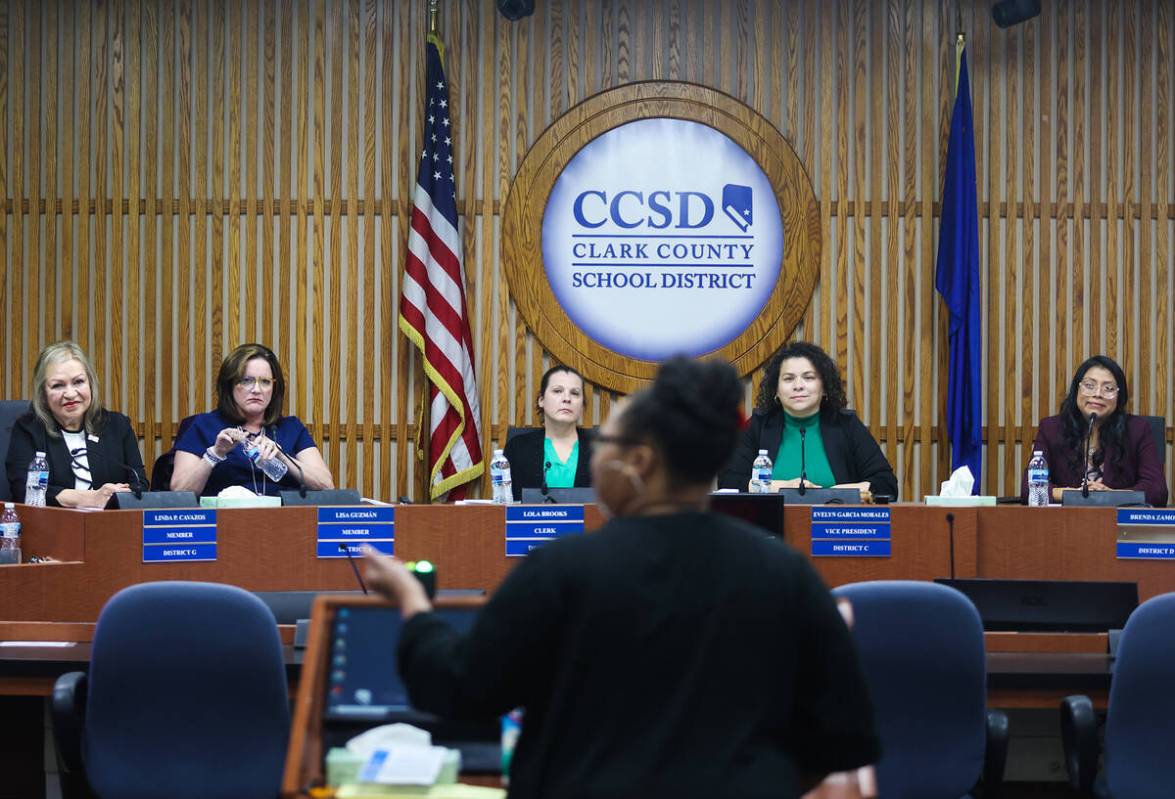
750;449;773;493
500;708;523;782
244;440;288;482
0;503;21;565
25;451;49;507
1027;450;1050;507
490;449;513;504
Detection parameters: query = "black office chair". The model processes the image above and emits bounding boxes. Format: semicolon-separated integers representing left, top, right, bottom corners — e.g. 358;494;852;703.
1142;414;1166;466
52;581;289;799
0;400;31;502
149;414;197;491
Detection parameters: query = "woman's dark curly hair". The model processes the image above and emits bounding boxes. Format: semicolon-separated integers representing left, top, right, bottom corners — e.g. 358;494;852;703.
754;341;848;417
1058;355;1130;475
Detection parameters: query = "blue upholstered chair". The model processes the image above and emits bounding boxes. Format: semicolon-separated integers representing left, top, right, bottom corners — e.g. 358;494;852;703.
832;580;1007;799
1062;591;1175;799
51;581;290;799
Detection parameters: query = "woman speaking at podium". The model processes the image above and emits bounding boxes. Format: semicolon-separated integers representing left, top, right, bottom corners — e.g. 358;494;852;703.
170;343;334;497
365;356;879;799
1022;355;1167;506
5;341;146;508
502;364;593;501
719;341;898;501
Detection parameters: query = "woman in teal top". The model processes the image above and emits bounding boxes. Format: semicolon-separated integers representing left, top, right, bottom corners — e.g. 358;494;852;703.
503;365;594;501
719;342;899;500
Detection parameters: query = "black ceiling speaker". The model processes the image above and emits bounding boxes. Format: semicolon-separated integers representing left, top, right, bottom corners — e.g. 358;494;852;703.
992;0;1042;28
497;0;535;21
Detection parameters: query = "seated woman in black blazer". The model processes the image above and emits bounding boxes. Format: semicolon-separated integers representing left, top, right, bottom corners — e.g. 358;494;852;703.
719;341;898;501
502;365;592;501
5;341;146;508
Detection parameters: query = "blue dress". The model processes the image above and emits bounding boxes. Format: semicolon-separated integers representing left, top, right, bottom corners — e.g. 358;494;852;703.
175;410;317;497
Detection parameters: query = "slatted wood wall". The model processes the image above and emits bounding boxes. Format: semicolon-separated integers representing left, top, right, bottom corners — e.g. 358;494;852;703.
1;0;1172;501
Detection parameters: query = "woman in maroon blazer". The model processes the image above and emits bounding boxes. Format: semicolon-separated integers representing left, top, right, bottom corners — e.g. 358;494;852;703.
1023;355;1168;506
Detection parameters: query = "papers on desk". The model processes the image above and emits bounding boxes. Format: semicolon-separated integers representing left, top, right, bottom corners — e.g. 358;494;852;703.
0;641;78;648
337;785;504;799
359;745;447;786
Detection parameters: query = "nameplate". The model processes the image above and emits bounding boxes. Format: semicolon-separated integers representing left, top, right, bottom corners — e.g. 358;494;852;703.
142;509;217;563
505;504;585;557
1116;508;1175;560
317;506;394;558
810;507;891;558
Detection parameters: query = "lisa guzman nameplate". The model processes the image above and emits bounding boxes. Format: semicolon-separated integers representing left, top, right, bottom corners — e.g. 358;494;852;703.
317;506;395;558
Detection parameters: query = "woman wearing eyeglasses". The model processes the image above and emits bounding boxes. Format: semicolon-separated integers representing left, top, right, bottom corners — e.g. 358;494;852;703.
171;343;334;497
5;341;147;508
1022;355;1167;506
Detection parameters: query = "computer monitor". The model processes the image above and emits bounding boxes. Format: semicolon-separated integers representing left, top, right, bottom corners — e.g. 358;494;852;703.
935;577;1139;633
321;603;500;772
708;492;786;538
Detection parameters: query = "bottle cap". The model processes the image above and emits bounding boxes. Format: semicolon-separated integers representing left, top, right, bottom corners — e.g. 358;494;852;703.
758;449;768;455
35;451;46;457
493;449;504;456
3;502;12;509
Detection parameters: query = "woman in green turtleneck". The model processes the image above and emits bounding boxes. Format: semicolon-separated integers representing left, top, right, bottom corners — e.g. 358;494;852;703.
718;342;898;501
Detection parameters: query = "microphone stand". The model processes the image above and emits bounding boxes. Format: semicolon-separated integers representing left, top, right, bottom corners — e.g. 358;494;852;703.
798;426;808;496
1081;412;1097;499
275;441;308;498
338;544;369;594
541;460;555;503
946;513;956;579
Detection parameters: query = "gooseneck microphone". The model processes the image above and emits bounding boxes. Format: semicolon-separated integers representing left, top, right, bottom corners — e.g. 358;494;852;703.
338;543;369;594
274;441;308;498
798;426;808;496
122;463;147;499
541;460;555;503
1081;412;1098;499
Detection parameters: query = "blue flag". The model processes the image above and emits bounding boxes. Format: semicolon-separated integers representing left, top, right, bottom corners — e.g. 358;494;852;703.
935;48;983;491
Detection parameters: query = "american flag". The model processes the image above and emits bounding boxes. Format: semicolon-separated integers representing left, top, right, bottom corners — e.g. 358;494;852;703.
398;35;483;500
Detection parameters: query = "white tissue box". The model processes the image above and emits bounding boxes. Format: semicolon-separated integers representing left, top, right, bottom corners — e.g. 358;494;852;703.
924;495;996;506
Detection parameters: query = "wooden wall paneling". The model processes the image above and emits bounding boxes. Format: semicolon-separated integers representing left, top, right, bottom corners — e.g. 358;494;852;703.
296;0;311;432
210;0;227;404
262;0;277;348
3;0;1173;501
310;0;326;458
125;0;142;457
92;0;109;403
361;0;377;494
43;3;59;353
175;0;192;430
27;3;42;372
884;0;901;473
326;0;344;482
0;0;9;398
1038;12;1054;431
475;0;494;483
902;0;918;497
857;0;875;428
59;3;76;347
1158;0;1172;463
378;0;394;498
393;0;412;500
8;0;26;394
1054;2;1070;427
278;0;293;425
230;0;243;356
344;0;360;489
191;0;207;413
919;0;934;495
141;0;158;468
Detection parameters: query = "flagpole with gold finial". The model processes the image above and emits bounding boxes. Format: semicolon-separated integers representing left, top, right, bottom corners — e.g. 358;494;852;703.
954;32;965;96
428;0;438;34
